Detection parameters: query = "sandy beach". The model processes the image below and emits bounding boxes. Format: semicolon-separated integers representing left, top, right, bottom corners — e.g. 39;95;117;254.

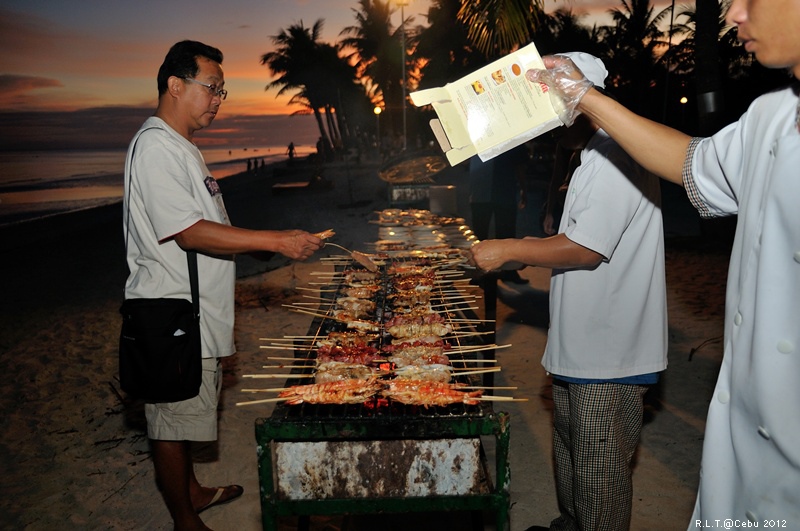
0;153;731;530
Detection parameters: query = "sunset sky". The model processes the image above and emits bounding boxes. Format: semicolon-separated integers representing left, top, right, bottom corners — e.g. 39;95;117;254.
0;0;685;150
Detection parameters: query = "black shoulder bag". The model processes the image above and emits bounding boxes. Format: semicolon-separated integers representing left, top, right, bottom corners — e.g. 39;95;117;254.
119;130;202;402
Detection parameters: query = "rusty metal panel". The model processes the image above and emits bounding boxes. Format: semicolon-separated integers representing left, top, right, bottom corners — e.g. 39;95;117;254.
274;438;487;500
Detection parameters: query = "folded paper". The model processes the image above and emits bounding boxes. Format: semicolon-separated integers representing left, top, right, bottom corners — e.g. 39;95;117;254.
410;42;563;166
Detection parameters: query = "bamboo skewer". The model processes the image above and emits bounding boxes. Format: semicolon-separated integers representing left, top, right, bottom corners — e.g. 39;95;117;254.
262;365;315;369
259;345;317;351
450;366;502;377
295;286;336;293
460;385;518;390
237;394;526;406
283;304;489;329
258;337;315;343
242;373;315;379
236;397;289;406
474;396;529;402
449;344;512;353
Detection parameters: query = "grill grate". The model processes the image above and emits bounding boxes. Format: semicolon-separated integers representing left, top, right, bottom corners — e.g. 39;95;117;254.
273;256;494;422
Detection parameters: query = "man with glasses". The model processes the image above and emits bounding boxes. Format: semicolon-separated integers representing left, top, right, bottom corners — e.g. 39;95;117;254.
123;40;322;529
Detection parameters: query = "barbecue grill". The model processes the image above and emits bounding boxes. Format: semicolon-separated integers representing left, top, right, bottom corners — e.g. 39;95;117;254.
255;216;510;530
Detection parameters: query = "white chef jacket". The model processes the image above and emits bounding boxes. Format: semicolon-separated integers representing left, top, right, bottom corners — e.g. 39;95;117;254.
684;85;800;528
543;129;668;379
123;117;236;359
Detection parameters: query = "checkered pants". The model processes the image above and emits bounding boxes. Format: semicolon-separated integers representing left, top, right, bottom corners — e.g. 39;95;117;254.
549;380;649;531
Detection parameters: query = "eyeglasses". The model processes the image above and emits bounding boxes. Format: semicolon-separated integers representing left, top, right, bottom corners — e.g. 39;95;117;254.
183;77;227;100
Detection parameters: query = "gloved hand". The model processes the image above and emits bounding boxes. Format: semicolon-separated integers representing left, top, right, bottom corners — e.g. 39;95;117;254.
526;55;594;127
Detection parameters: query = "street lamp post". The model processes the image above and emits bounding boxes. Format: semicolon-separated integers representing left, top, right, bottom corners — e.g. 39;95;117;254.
396;0;409;151
373;106;382;156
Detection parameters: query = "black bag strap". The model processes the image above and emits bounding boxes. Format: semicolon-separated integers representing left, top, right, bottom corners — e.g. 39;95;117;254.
187;251;199;317
124;126;199;313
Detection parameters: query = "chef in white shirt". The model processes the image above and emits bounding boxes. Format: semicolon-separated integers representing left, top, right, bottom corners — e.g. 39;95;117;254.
525;0;800;528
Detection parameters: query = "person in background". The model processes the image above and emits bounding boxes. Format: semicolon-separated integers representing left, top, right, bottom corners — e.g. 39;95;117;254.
542;144;579;236
123;40;322;530
471;52;667;531
526;0;800;527
468;144;530;284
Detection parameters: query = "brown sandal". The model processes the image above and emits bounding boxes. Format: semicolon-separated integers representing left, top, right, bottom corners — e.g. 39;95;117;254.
196;484;244;514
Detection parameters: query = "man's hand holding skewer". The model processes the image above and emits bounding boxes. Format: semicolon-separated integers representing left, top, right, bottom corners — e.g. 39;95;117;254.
469;240;525;273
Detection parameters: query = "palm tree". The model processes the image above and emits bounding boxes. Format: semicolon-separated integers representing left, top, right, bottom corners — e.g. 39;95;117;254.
415;0;486;89
534;8;607;58
600;0;672;116
261;19;363;155
339;0;406;141
665;0;789;133
456;0;544;58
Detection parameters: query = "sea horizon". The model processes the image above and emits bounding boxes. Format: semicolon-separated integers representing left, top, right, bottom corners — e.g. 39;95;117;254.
0;143;316;227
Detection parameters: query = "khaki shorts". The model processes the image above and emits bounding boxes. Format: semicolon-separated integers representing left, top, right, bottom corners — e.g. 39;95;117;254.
145;357;222;441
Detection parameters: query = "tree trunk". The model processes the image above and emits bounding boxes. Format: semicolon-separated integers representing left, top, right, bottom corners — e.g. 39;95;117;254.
313;108;333;160
694;0;723;135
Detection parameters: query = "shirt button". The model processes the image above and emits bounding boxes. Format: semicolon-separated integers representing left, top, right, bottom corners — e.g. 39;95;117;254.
794;251;800;264
718;391;730;404
746;511;758;522
757;426;770;440
734;313;743;326
777;340;794;354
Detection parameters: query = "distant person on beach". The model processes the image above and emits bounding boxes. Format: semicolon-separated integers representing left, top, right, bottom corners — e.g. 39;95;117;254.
526;1;800;527
471;53;667;531
123;40;322;530
287;142;295;161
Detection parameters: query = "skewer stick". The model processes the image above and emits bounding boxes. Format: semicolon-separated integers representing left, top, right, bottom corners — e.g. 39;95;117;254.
241;388;290;392
259;345;317;351
449;344;512;353
282;306;331;318
242;374;315;379
446;317;496;323
267;356;313;361
454;366;502;377
262;365;315;369
460;385;518;390
258;336;316;343
437;304;480;311
236;397;290;406
474;396;529;402
448;330;494;337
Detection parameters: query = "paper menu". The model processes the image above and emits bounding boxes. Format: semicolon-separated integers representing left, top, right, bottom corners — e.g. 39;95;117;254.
409;42;563;166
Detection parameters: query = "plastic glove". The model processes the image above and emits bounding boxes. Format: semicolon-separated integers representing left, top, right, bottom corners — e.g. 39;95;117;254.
526;55;594;127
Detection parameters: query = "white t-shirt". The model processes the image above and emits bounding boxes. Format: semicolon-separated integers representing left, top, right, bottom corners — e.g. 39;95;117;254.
543;129;668;379
123;117;235;359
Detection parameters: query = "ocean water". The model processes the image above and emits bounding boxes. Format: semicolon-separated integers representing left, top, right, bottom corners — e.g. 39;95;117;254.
0;144;314;226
